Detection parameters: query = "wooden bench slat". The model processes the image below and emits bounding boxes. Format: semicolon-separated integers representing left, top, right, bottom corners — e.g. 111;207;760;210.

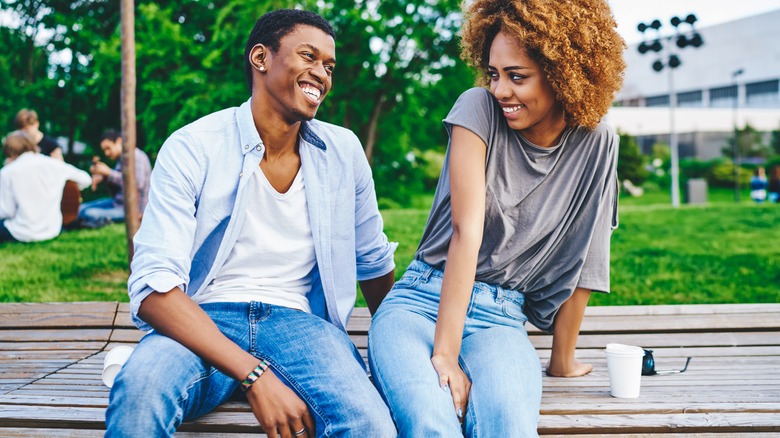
537;412;780;434
0;303;117;329
0;428;266;437
0;329;113;343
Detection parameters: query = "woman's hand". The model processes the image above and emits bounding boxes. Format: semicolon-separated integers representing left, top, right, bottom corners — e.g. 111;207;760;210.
431;353;471;423
245;370;315;438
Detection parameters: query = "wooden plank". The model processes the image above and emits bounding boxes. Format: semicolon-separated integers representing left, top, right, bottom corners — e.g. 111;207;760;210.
0;342;109;351
107;329;145;343
537;412;780;434
542;434;780;438
0;430;105;437
531;331;780;350
536;346;780;359
0;429;267;438
0;303;117;329
580;303;780;317
349;304;780;334
0;329;113;343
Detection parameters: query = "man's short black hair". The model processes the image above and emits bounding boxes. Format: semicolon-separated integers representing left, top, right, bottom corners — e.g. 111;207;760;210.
100;129;122;143
243;9;335;92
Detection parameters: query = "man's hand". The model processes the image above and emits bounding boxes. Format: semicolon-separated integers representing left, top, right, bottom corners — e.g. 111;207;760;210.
90;160;112;177
91;173;104;191
430;353;471;423
246;370;315;438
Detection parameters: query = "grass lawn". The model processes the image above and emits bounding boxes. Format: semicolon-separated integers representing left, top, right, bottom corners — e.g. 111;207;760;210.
1;188;778;306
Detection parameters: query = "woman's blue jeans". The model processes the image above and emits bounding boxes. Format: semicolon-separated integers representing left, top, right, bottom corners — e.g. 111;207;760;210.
368;260;542;437
105;302;395;437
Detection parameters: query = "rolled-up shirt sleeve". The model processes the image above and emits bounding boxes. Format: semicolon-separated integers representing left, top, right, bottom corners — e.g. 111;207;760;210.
127;130;204;330
351;134;397;281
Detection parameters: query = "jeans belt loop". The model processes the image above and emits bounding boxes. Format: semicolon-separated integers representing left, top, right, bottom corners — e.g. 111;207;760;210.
418;261;436;282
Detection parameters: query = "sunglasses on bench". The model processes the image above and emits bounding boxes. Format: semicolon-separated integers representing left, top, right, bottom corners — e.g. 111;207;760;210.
642;349;691;376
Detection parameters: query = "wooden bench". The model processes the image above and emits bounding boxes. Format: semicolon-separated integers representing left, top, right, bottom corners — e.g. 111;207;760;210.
1;302;779;436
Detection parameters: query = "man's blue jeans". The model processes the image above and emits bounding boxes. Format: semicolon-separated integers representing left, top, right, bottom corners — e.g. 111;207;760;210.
78;198;125;223
368;260;542;437
105;302;395;437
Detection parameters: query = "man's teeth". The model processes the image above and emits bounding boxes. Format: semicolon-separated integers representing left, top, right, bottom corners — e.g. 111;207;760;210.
301;85;321;100
503;105;524;114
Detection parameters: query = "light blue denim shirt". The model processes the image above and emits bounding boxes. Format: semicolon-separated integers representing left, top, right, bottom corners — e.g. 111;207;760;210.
128;98;397;332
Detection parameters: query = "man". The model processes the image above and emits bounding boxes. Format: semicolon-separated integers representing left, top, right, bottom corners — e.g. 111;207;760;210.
0;131;91;243
78;130;151;228
14;108;64;160
104;9;397;438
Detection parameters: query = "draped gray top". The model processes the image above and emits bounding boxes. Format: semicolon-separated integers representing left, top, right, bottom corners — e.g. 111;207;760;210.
415;87;618;332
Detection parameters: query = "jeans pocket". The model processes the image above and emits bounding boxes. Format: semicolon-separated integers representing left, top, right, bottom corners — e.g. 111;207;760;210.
502;299;528;324
391;271;420;291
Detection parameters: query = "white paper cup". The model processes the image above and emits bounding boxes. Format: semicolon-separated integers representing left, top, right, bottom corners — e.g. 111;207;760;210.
102;346;135;388
605;343;644;398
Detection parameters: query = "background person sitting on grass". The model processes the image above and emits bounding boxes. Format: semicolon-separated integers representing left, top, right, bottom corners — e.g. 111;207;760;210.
14;108;64;161
77;129;151;228
0;131;91;243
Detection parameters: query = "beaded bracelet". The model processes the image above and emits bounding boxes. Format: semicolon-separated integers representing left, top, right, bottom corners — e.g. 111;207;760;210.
240;360;270;392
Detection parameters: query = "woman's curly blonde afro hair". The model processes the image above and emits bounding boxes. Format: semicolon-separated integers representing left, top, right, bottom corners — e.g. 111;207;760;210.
460;0;626;129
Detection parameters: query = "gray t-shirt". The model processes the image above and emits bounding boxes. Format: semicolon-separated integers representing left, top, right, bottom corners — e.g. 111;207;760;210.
416;87;618;332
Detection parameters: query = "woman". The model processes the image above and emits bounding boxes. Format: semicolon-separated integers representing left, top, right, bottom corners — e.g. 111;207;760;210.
368;0;625;436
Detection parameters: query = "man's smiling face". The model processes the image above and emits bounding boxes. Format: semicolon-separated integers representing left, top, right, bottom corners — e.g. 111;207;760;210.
262;24;336;124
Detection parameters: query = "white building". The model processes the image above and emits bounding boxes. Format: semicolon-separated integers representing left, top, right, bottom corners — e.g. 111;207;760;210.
605;8;780;160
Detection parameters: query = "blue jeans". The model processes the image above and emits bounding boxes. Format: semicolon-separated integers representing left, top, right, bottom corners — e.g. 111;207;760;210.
0;219;18;243
105;302;395;437
79;198;125;222
368;260;542;437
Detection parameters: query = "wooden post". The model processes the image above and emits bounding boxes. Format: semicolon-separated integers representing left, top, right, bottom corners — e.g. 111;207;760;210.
120;0;139;264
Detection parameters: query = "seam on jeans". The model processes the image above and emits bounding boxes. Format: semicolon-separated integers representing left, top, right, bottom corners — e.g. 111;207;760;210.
262;359;332;435
459;357;478;438
174;367;220;427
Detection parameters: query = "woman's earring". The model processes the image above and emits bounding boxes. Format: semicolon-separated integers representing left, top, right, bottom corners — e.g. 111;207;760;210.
259;66;265;72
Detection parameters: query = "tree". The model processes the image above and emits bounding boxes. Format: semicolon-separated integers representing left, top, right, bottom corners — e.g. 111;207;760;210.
722;123;769;160
0;24;55;133
617;132;648;185
2;0;475;206
120;0;139;259
317;0;465;163
771;124;780;156
0;0;46;86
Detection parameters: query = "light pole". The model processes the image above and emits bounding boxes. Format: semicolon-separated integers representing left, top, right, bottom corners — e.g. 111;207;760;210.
637;14;703;207
732;68;744;203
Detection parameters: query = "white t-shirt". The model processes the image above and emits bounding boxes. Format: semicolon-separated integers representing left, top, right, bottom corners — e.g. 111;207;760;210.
0;152;91;242
197;167;316;312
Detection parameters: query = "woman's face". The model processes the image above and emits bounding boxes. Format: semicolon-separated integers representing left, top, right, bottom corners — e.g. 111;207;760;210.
488;31;565;146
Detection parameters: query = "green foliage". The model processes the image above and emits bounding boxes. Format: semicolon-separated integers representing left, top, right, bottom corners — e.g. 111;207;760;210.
721;123;770;159
771;125;780;156
617;132;648;185
706;159;752;188
1;0;472;205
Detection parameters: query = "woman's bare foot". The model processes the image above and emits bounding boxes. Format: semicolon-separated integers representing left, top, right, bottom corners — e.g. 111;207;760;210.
545;358;593;377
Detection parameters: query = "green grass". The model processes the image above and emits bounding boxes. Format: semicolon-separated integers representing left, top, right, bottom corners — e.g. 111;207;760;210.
2;189;778;306
0;224;129;302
